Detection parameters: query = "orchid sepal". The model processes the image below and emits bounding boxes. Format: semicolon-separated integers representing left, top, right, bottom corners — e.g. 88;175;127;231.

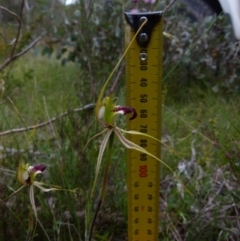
115;127;192;195
91;128;114;198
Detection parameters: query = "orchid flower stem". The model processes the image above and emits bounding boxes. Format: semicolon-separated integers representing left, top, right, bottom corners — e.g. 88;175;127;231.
89;132;114;241
25;230;32;241
26;206;34;241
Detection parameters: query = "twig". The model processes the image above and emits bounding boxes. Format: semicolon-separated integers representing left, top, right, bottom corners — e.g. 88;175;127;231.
0;5;20;46
0;33;16;45
0;6;20;23
0;1;23;57
0;145;46;160
0;36;42;72
43;96;61;148
163;0;177;13
11;0;25;56
0;1;42;72
0;103;95;137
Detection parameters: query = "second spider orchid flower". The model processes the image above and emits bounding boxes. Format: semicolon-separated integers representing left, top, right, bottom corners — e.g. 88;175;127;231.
18;162;63;217
8;161;73;218
17;162;50;217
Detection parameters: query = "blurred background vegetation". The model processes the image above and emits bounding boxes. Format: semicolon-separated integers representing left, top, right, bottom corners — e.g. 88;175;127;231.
0;0;240;240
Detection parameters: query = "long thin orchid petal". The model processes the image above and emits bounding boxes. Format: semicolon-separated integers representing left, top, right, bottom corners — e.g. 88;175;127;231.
114;128;174;172
119;129;182;159
91;129;114;199
96;130;113;181
34;181;61;188
114;128;192;195
29;185;38;218
120;129;161;142
5;185;26;200
34;182;60;192
83;128;108;152
114;127;146;149
34;181;76;193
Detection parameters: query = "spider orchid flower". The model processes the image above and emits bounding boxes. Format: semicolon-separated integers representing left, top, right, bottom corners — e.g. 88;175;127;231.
90;92;191;200
7;161;73;218
89;93;174;197
17;162;63;217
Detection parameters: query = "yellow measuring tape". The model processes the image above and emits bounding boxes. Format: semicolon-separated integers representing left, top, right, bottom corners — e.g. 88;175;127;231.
125;12;163;241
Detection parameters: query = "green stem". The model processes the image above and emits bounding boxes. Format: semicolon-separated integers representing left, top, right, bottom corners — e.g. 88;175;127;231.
25;205;34;241
89;131;114;241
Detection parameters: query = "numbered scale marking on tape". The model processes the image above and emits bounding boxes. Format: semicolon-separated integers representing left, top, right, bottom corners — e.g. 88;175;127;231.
124;12;163;241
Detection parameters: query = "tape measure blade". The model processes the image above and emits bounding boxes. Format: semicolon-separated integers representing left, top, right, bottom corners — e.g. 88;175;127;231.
125;13;163;241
